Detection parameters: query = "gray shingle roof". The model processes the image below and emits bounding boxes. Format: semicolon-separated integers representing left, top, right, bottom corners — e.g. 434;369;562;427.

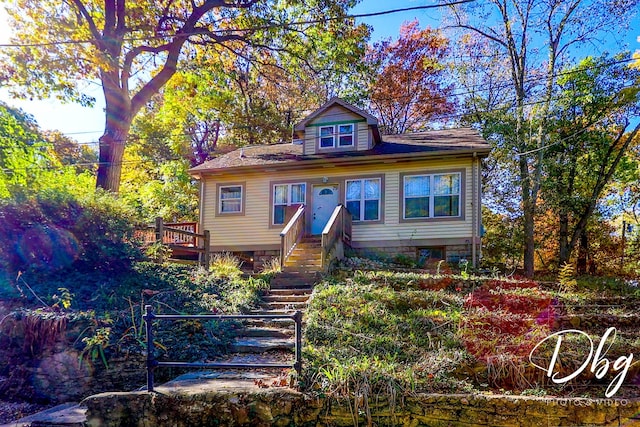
189;128;490;175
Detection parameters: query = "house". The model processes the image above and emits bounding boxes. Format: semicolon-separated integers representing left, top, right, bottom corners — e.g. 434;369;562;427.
189;98;491;271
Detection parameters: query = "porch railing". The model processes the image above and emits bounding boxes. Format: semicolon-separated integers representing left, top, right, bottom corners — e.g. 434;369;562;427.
321;204;352;271
135;218;210;268
143;305;303;393
280;205;306;266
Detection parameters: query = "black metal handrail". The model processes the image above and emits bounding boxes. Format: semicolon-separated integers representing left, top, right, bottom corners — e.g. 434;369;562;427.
143;305;303;392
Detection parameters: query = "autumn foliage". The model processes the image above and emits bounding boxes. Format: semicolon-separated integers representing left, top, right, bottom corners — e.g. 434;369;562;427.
366;21;455;134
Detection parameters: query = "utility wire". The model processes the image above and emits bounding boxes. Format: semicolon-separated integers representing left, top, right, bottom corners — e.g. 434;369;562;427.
0;1;475;49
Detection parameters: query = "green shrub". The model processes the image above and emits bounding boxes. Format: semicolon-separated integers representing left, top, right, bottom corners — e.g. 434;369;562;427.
0;190;142;275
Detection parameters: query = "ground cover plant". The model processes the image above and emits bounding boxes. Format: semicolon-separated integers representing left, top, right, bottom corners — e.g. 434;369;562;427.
303;265;640;402
0;255;269;403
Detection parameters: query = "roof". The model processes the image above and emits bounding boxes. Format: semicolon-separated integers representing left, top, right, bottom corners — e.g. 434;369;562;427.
189;128;490;176
293;97;379;131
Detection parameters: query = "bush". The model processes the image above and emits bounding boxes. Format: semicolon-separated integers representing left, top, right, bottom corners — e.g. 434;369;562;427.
0;190;142;275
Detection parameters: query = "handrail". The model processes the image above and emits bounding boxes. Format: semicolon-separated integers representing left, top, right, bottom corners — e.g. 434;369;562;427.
143;305;303;393
134;218;210;267
280;205;306;266
321;205;350;271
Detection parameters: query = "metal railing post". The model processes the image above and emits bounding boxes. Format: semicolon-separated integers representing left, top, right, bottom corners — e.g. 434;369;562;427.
144;305;156;392
140;312;302;391
293;310;303;377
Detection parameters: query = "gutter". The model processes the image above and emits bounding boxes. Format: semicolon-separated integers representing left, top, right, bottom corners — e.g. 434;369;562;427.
188;147;492;177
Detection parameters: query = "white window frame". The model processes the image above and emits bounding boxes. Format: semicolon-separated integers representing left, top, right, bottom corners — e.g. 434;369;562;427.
403;172;461;219
318;123;355;149
218;184;243;214
337;124;354;147
272;182;306;225
319;126;335;148
345;178;381;222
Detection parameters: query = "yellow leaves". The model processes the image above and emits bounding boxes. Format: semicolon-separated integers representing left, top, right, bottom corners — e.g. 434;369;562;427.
632;50;640;70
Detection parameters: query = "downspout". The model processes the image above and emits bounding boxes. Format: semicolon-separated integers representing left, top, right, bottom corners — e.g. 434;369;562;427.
198;177;205;235
477;155;483;264
471;154;477;268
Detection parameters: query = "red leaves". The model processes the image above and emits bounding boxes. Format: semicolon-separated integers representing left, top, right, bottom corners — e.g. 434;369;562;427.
459;279;555;363
366;20;455;134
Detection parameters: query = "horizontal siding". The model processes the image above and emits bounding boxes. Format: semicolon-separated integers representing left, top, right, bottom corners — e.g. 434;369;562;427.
309;105;362;125
357;122;369;151
201;158;476;249
303;106;368;155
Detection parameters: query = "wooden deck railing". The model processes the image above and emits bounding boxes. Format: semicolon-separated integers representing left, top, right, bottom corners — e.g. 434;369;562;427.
321;205;352;272
280;205;306;266
135;218;210;267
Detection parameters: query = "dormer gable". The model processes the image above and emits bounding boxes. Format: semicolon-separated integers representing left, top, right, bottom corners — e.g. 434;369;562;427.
294;97;381;155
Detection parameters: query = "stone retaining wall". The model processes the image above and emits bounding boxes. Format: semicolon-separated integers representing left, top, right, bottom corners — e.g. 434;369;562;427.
83;384;640;427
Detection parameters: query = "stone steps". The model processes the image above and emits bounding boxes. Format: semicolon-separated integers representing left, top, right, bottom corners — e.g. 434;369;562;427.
262;294;309;303
231;337;294;353
1;403;86;427
260;301;307;310
238;327;294;338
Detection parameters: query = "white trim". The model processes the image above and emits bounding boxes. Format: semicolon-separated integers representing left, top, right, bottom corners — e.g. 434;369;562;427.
317;123;355;150
272;182;307;225
219;184;243;214
403;172;462;220
345;178;381;222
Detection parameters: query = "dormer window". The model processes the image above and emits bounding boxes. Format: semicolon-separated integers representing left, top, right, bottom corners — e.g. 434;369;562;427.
318;123;354;149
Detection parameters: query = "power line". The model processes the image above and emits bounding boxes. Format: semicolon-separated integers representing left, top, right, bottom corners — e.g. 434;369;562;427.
0;1;475;49
32;54;638;145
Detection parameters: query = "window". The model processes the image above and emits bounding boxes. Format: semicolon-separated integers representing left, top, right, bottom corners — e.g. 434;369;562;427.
338;124;354;146
403;173;461;219
346;178;380;221
273;183;306;225
417;247;446;266
318;123;354;149
319;126;334;148
219;185;243;214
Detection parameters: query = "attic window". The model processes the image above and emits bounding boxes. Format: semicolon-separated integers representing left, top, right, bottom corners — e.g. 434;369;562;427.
318;123;354;149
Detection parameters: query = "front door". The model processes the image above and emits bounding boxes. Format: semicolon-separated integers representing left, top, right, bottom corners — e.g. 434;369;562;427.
312;184;339;235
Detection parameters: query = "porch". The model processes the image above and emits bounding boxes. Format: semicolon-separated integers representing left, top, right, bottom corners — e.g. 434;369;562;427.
135;218;211;267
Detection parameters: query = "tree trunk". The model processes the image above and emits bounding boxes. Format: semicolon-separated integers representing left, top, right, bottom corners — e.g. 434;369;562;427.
95;76;132;193
558;212;569;265
96;130;129;193
576;229;588;275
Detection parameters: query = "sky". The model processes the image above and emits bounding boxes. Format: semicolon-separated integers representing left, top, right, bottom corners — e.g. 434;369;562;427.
0;1;638;145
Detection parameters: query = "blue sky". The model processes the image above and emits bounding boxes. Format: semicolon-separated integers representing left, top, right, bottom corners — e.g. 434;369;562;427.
0;1;638;144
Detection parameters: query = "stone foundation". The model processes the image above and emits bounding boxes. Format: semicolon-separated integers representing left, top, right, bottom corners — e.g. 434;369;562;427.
351;244;472;266
83;381;640;427
253;250;280;272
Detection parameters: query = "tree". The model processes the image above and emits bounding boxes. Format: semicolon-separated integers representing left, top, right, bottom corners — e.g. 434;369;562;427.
0;102;96;199
447;0;639;276
43;130;98;173
2;0;367;193
365;20;454;134
542;55;640;267
0;103;49;197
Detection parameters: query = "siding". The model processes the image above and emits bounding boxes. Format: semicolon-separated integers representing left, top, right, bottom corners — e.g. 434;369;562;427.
201;158;477;250
303;106;369;155
357;122;369;151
